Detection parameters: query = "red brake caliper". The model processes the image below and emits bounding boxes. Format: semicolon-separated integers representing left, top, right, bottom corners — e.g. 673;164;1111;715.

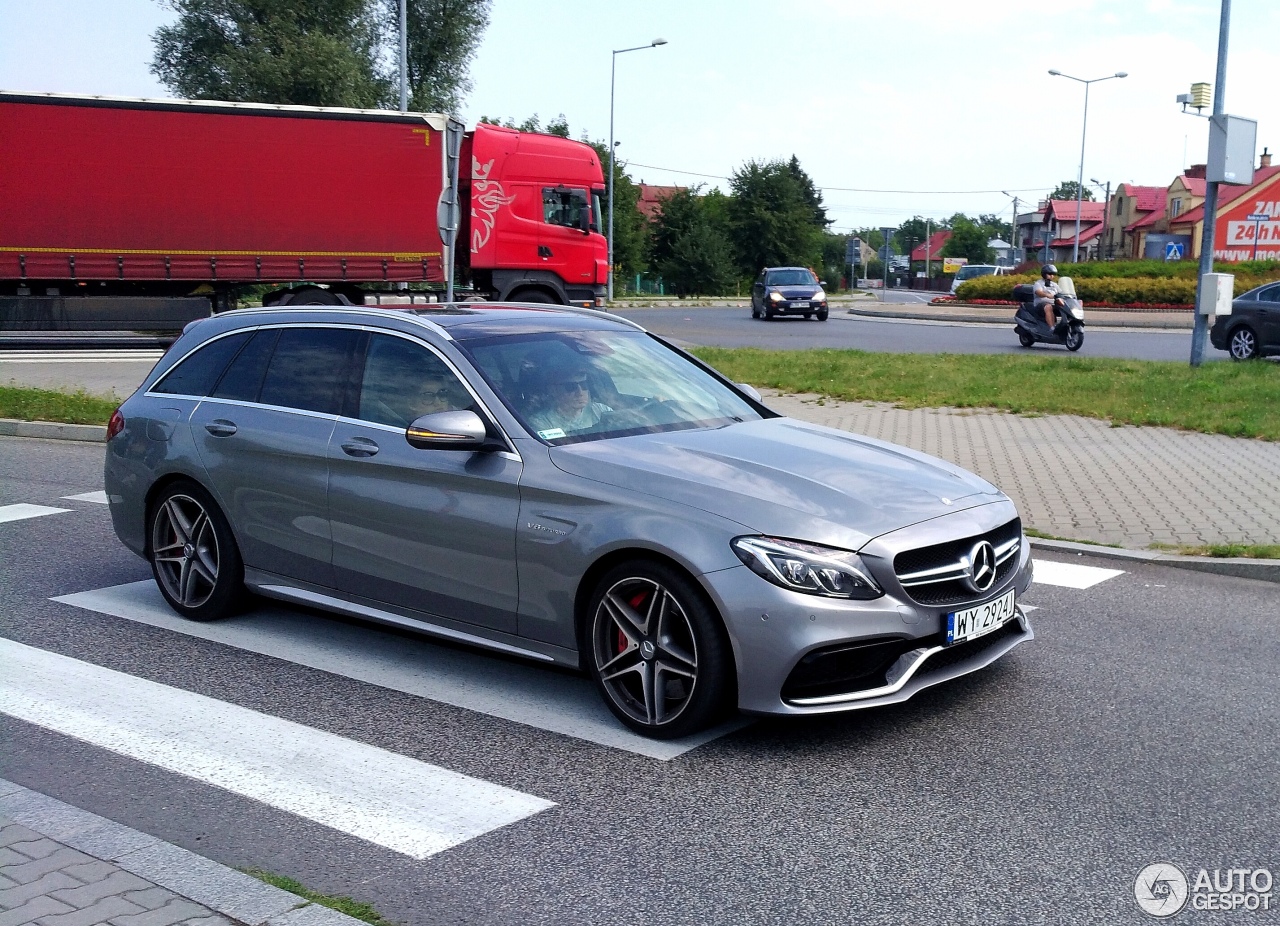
619;590;648;653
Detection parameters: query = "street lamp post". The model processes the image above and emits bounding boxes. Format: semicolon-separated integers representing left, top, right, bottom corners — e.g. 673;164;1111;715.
1048;69;1127;263
608;38;667;303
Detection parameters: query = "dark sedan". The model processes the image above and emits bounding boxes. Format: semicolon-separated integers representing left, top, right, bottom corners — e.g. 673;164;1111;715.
1210;280;1280;360
750;267;829;321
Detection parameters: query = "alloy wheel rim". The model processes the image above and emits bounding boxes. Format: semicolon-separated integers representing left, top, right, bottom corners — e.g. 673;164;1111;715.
592;577;699;727
1232;330;1255;359
152;494;220;608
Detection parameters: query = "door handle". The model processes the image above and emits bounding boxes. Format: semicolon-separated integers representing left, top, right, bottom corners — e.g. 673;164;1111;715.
204;419;237;437
538;245;553;258
341;437;380;458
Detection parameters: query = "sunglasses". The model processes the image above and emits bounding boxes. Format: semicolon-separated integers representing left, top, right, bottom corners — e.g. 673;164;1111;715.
554;380;590;394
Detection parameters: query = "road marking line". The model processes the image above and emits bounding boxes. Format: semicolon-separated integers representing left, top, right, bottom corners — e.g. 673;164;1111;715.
60;491;109;504
1032;560;1125;589
0;504;72;524
0;637;555;860
53;581;745;760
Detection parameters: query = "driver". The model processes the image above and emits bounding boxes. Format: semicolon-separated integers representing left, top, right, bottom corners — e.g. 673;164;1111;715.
528;361;613;434
1033;264;1061;330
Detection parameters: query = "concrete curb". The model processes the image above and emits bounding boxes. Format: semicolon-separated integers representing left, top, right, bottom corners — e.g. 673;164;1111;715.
0;418;108;442
1029;537;1279;583
845;305;1195;329
0;780;367;926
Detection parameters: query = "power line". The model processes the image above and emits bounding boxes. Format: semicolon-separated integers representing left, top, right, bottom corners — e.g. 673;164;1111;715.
625;161;1052;195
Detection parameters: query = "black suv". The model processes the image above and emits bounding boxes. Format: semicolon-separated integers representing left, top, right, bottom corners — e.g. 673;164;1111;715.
1210;281;1280;360
750;267;828;321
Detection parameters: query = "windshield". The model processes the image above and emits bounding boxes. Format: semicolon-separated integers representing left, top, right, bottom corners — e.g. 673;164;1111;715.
460;330;763;445
591;190;603;233
955;265;995;281
765;269;817;287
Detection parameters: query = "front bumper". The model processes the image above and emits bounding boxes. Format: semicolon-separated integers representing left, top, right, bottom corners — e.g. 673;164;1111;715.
770;299;825;314
700;502;1034;715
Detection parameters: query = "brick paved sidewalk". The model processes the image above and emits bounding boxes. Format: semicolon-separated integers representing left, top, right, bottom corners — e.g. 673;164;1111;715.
0;784;361;926
767;392;1280;550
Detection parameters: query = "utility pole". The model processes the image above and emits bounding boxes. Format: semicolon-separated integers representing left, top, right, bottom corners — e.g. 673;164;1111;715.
1191;0;1231;368
398;0;408;112
925;219;931;283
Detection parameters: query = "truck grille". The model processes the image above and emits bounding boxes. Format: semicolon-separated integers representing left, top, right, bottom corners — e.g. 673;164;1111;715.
893;518;1022;607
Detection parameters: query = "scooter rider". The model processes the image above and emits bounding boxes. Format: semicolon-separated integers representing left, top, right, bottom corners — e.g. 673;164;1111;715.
1033;264;1061;330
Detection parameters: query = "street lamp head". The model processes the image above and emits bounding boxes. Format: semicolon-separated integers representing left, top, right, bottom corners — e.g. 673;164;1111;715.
1048;69;1061;76
651;38;668;46
1115;71;1128;78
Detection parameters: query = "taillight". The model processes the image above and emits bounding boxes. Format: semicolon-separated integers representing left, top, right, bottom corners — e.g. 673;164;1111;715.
106;408;126;441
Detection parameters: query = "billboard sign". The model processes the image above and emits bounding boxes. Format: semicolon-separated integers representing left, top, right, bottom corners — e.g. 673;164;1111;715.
1213;181;1280;261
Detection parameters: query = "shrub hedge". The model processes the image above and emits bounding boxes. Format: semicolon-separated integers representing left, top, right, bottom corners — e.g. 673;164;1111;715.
957;270;1278;304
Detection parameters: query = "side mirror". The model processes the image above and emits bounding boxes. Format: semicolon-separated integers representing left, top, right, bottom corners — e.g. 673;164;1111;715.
579;210;591;234
736;383;762;402
406;410;489;451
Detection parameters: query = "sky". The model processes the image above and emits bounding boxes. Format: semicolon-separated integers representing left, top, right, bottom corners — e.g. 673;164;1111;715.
1;0;1275;232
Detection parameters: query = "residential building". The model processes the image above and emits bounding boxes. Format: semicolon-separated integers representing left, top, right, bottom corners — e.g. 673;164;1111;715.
635;184;684;221
1105;184;1165;259
909;230;951;266
1042;199;1107;263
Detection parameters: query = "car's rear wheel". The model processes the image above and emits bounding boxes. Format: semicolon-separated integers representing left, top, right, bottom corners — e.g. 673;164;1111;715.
586;561;733;739
1229;326;1259;360
148;481;245;622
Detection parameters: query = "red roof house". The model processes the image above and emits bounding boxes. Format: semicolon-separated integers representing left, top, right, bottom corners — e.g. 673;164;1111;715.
910;230;951;261
636;184;684;220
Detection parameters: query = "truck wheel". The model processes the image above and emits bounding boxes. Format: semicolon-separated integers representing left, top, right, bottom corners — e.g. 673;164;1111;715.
281;287;343;306
511;289;558;305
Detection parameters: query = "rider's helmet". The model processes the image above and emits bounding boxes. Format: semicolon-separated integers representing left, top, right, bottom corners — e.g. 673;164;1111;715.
1041;264;1058;279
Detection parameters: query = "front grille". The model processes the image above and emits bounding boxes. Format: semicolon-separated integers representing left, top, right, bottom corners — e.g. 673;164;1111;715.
916;620;1025;678
893;518;1022;607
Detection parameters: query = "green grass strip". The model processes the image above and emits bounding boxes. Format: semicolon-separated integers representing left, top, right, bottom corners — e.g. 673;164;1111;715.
241;869;396;926
1152;543;1280;560
0;385;120;426
692;348;1280;441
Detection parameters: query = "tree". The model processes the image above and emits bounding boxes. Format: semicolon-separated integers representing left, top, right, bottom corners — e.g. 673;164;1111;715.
649;188;735;296
977;213;1013;243
584;140;647;283
151;0;389;107
894;216;931;257
390;0;491;113
727;158;826;275
1049;180;1095;202
942;216;994;264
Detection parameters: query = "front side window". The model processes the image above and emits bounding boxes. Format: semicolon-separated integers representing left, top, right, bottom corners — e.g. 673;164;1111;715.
356;334;470;428
257;327;361;415
211;328;279;402
765;269;817;287
543;187;589;229
462;330;763;444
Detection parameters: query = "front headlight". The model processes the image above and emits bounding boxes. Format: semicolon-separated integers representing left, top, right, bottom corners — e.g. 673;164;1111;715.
811;289;826;303
731;536;883;600
768;291;783;302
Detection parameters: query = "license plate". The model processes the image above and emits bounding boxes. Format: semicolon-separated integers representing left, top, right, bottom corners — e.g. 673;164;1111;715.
946;588;1016;645
787;300;810;307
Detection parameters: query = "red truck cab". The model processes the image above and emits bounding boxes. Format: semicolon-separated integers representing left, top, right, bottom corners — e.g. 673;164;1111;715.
461;123;608;307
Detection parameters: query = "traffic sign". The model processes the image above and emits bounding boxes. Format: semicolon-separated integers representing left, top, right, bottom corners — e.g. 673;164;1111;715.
1246;213;1271;222
1165;242;1185;261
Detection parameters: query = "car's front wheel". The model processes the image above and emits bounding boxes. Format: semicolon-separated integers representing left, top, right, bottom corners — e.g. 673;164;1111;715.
585;561;733;739
148;480;245;621
1229;325;1259;360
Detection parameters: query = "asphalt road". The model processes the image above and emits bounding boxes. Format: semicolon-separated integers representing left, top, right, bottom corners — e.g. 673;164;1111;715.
614;305;1200;360
2;434;1276;926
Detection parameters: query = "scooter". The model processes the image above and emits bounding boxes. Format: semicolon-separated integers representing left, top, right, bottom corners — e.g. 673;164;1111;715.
1013;276;1085;351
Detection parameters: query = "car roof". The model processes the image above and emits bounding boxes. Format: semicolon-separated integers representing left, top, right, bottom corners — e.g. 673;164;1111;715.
198;302;643;342
764;266;813;272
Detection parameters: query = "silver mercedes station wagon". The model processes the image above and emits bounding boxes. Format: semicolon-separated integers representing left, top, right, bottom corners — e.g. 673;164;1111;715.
105;304;1033;739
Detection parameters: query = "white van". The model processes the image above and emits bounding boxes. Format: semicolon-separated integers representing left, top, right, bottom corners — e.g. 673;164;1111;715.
949;264;1012;295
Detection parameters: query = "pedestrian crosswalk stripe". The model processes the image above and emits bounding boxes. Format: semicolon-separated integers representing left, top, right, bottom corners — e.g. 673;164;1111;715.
0;637;555;860
53;581;744;760
60;491;109;504
0;504;72;524
1032;560;1125;589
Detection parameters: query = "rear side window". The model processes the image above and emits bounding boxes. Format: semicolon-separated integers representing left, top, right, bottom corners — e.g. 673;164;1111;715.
152;332;250;396
258;327;361;415
211;329;279;402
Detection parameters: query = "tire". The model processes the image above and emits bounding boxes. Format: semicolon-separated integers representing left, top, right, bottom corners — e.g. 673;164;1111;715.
585;560;733;739
816;309;829;321
1229;326;1259;361
148;480;245;622
751;304;761;319
281;287;343;306
764;305;776;320
511;289;558;305
1065;326;1084;352
804;313;813;320
1017;329;1035;348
